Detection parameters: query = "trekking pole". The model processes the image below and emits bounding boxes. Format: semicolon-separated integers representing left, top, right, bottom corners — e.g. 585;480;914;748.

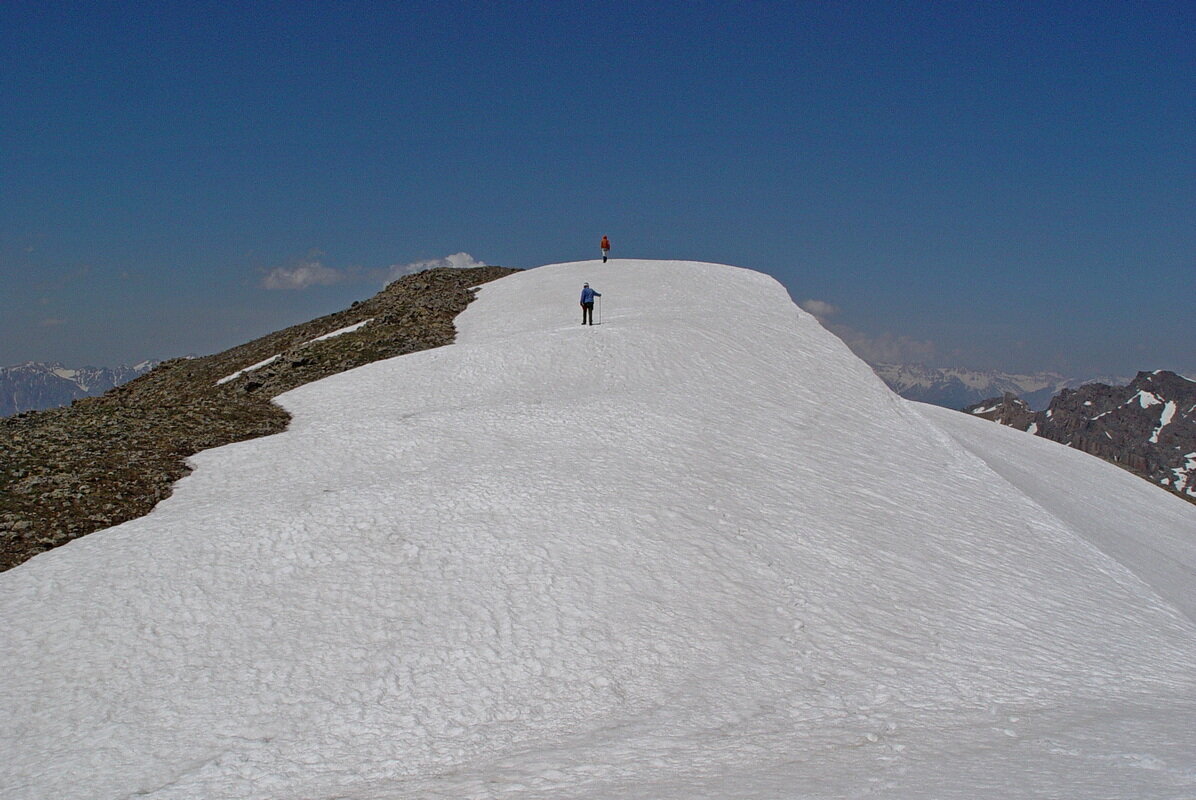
598;296;602;325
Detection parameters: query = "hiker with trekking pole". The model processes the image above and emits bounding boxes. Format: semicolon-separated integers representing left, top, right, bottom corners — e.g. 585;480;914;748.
580;282;601;325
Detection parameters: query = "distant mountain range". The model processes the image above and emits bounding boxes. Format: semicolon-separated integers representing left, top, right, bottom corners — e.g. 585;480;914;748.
0;357;1140;421
0;361;158;417
870;363;1125;411
964;371;1196;502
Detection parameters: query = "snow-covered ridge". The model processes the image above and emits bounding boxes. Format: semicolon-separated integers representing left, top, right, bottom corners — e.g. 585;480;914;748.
2;260;1194;799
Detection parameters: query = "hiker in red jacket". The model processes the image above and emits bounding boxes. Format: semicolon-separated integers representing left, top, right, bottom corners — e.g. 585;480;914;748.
600;235;610;263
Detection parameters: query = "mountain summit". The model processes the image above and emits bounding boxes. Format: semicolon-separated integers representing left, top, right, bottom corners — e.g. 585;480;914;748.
2;260;1194;799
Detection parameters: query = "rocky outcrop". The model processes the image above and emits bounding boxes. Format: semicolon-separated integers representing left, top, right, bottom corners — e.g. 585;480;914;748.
964;371;1196;503
964;392;1037;429
0;266;518;571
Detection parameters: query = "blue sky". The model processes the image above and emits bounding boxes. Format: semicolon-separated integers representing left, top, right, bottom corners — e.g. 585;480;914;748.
2;1;1192;378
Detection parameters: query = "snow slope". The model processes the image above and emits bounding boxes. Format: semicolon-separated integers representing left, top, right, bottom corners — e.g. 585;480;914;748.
2;260;1194;799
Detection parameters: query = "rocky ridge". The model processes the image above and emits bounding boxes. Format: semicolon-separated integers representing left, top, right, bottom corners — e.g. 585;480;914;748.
0;266;518;571
965;370;1196;503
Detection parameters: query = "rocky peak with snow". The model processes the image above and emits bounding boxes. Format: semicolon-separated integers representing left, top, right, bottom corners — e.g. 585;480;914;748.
965;370;1196;501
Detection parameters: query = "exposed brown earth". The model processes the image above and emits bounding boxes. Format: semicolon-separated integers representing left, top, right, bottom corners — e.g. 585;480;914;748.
0;266;518;571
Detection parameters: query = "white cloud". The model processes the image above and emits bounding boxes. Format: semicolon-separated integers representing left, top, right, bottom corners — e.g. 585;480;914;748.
829;325;937;365
261;252;488;290
801;298;935;364
262;258;347;290
384;252;486;284
799;299;839;319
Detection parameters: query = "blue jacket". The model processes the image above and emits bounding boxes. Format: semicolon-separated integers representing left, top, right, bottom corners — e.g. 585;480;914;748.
580;287;601;304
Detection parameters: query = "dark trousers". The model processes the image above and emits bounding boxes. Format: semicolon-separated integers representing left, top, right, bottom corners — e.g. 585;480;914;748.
581;302;594;324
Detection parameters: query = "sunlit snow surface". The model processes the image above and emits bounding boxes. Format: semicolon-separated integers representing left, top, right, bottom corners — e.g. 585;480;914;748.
3;260;1195;799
